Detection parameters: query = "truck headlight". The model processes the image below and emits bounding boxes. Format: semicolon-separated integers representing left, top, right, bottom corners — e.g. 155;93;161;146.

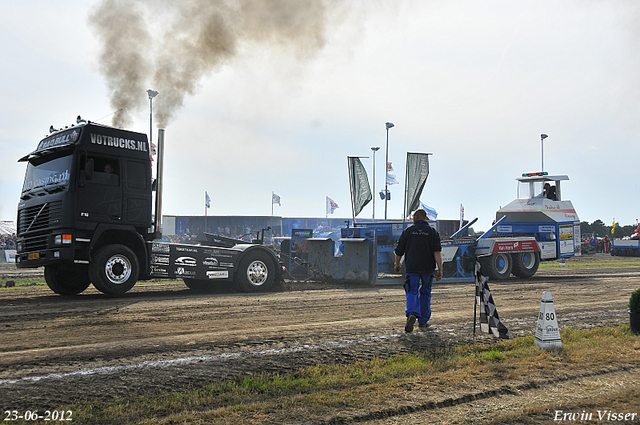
54;234;72;245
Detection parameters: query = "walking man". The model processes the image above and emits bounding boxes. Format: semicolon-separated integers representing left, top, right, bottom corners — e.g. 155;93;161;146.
394;209;443;333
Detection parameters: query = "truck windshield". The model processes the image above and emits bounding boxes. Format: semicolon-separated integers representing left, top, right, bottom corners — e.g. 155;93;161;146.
21;154;72;196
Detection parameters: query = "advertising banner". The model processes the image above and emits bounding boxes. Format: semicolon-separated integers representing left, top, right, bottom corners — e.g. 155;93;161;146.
404;153;430;218
3;250;16;263
148;242;238;280
347;157;372;218
559;224;574;255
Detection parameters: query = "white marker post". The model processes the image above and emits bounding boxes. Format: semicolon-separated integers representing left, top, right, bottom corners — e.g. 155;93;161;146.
535;291;563;349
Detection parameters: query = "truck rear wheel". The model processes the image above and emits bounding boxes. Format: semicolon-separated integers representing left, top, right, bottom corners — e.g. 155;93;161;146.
511;252;540;278
235;251;275;292
44;265;91;295
90;244;139;296
479;253;512;280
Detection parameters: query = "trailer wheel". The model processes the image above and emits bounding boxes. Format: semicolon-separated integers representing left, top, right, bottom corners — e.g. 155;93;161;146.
44;265;91;295
479;253;512;280
90;244;139;296
511;252;540;278
235;251;275;292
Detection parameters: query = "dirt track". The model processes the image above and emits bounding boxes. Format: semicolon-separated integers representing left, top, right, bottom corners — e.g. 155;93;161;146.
1;255;639;421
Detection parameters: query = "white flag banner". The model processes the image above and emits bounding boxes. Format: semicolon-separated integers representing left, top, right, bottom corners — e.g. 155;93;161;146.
326;197;339;214
272;193;281;206
387;173;399;185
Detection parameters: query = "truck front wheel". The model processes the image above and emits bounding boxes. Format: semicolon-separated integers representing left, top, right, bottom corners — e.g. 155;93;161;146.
44;265;91;295
479;253;512;280
235;251;275;292
90;244;139;296
511;252;540;278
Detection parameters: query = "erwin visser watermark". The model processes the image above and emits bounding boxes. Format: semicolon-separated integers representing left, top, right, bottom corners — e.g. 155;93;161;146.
554;410;638;422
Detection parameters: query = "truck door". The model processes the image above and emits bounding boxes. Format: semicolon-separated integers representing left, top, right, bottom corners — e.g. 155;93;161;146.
121;159;152;227
77;155;123;224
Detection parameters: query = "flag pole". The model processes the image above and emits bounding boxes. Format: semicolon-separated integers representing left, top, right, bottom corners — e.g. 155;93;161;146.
271;191;274;217
347;157;355;226
403;153;409;222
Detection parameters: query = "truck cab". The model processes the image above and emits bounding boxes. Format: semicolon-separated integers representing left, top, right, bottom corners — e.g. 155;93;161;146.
16;121;154;295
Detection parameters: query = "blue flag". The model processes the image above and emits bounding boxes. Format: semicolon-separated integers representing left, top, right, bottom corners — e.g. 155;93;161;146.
420;202;438;220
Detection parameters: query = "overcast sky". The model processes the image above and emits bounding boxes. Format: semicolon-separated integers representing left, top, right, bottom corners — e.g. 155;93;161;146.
1;0;639;232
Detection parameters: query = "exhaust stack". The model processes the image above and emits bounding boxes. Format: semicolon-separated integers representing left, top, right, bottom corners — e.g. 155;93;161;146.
154;129;165;237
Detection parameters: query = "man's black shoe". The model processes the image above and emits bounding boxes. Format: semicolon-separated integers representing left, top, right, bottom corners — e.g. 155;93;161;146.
405;314;417;333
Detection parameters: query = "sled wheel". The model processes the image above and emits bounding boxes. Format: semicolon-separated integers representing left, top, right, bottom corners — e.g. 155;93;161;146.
511;252;540;278
479;253;512;280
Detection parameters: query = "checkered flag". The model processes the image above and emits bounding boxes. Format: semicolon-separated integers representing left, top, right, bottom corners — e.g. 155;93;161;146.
475;261;512;339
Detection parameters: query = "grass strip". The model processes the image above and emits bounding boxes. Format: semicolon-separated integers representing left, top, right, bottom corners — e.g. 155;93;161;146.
0;276;46;289
33;326;639;425
539;257;640;269
0;277;185;291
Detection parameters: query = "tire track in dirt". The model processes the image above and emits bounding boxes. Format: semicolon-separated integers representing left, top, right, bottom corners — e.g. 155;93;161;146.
329;365;640;425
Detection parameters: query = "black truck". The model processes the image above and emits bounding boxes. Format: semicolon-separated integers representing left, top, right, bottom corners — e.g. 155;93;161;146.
16;119;283;296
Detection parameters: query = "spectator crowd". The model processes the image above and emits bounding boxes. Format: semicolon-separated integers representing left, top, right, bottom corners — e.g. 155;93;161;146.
583;235;610;253
0;234;16;250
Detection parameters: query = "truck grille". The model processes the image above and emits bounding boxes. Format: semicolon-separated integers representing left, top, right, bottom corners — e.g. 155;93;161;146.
23;234;49;253
18;201;63;252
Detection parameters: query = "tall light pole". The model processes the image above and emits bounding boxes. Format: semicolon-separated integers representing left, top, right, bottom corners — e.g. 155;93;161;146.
540;133;548;172
147;89;159;148
384;122;394;220
371;146;380;219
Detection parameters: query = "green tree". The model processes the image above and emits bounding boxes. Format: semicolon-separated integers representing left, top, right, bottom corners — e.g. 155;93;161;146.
620;225;637;238
591;219;606;236
579;220;637;239
580;221;593;236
